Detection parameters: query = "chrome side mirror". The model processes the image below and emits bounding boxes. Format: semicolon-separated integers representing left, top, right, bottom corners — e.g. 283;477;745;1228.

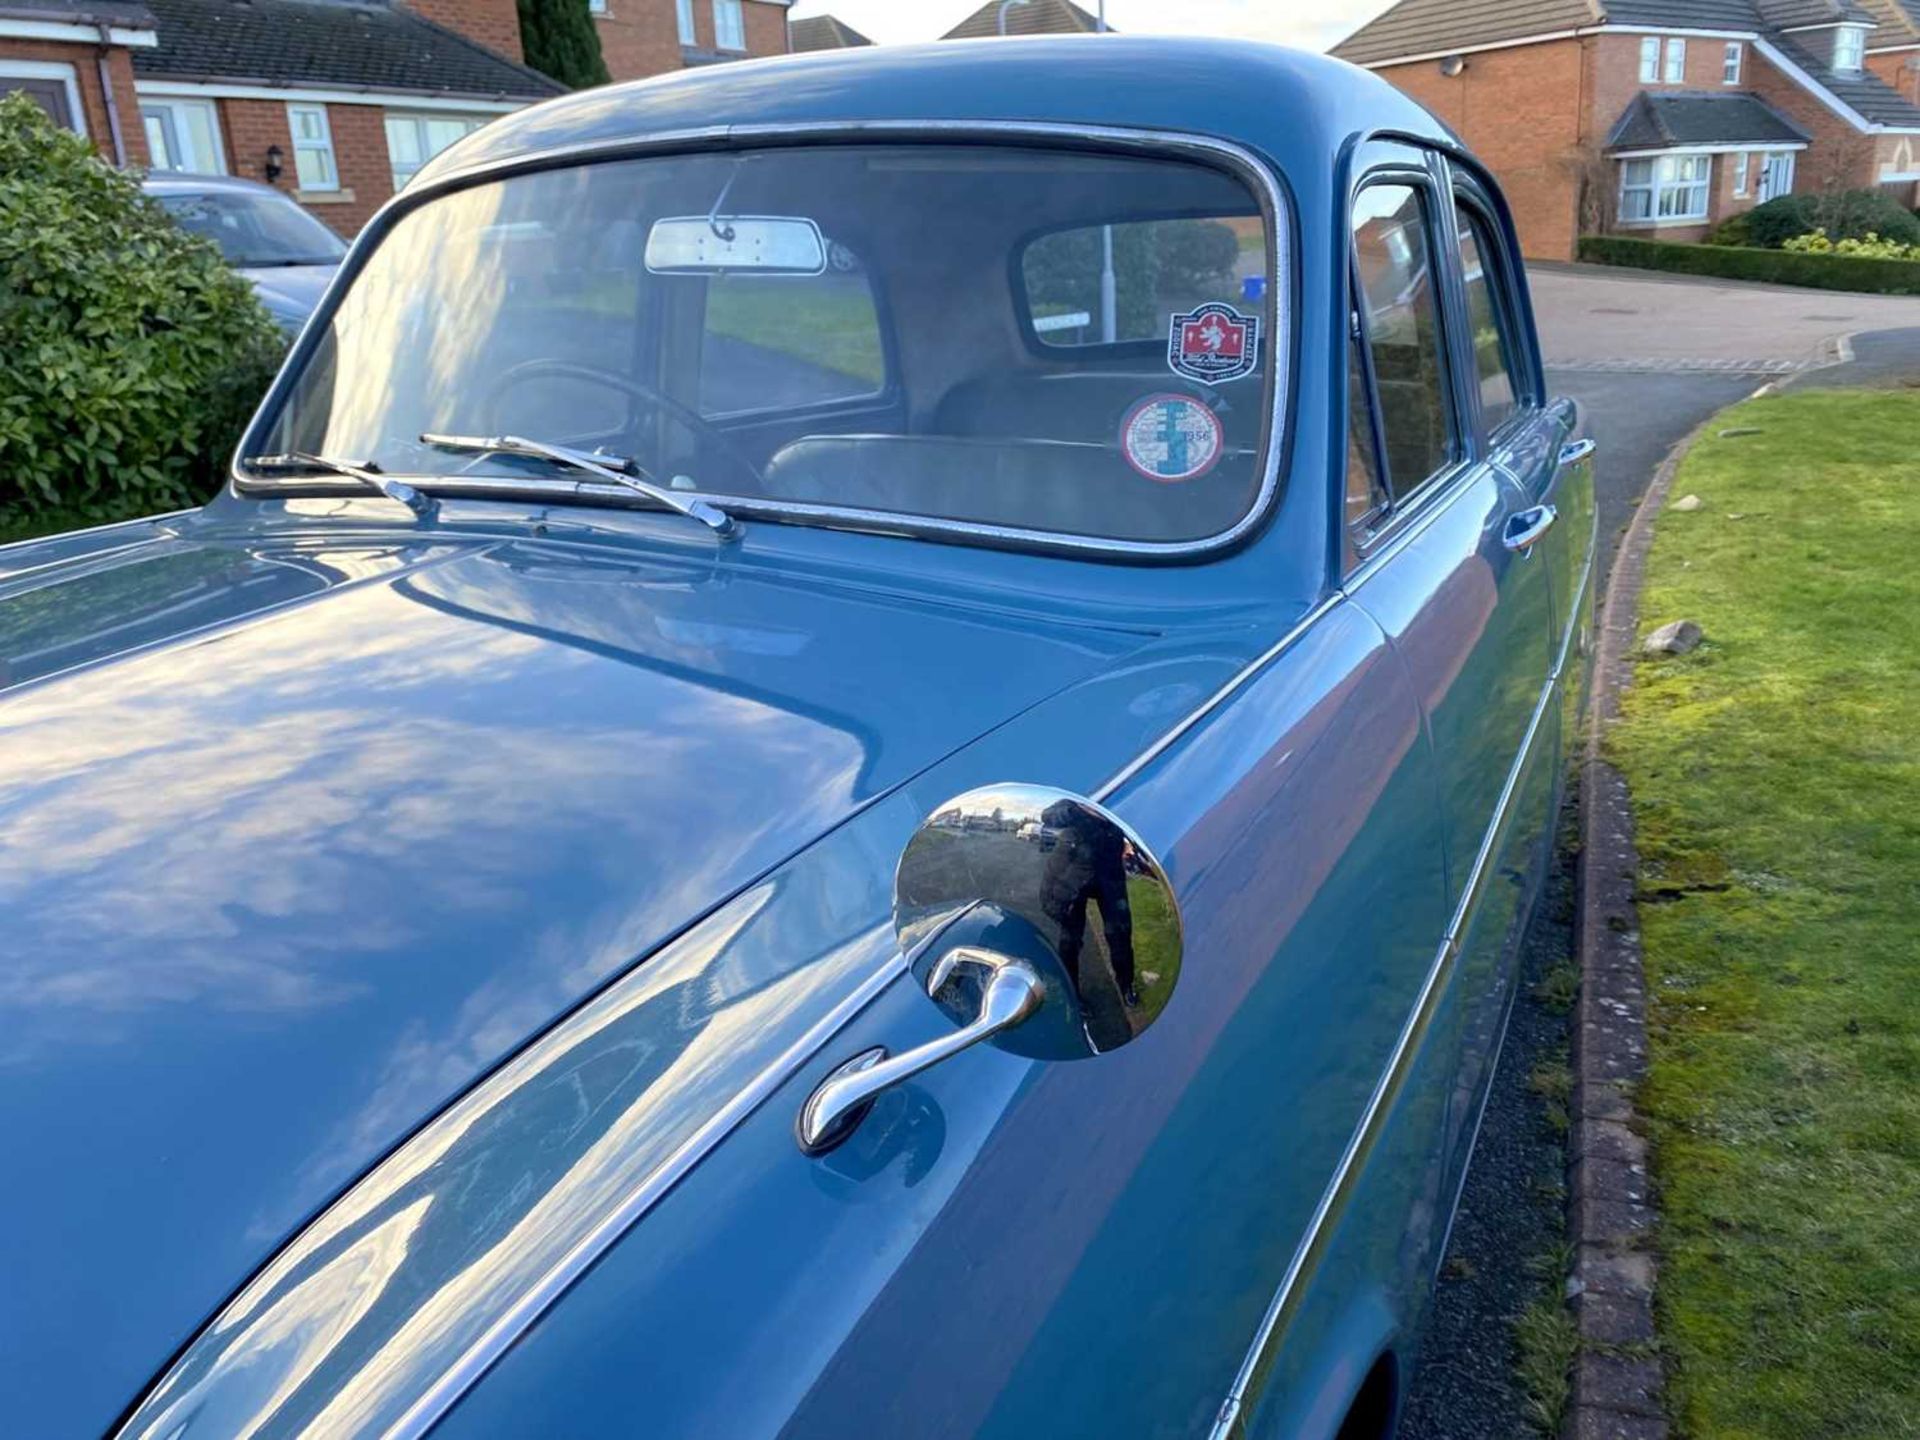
798;784;1182;1153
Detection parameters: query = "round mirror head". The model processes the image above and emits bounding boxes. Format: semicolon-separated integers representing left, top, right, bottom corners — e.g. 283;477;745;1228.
895;784;1183;1060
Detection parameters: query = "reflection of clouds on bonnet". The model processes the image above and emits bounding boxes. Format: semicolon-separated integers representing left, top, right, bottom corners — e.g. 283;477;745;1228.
0;567;861;1053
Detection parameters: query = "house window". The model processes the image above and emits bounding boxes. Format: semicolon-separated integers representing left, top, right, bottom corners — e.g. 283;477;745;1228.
676;0;694;43
1619;154;1712;223
1663;37;1687;83
588;0;605;12
1723;41;1743;84
1833;26;1865;73
713;0;744;50
140;97;224;174
384;112;488;190
1639;36;1660;83
287;104;337;192
1733;151;1750;196
1;60;86;136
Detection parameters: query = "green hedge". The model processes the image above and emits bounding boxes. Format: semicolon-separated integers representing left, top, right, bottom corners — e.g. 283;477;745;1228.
1577;234;1920;296
0;93;284;527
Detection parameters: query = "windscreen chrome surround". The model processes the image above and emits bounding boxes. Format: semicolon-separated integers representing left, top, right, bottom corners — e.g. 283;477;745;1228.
230;120;1298;564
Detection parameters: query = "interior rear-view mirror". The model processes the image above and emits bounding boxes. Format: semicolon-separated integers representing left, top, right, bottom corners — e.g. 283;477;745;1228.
644;216;826;275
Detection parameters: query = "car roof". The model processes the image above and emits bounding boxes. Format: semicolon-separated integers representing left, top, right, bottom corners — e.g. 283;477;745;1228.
141;171;293;199
413;36;1451;192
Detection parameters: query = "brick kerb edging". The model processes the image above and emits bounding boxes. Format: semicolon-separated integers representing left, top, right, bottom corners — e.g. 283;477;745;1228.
1562;393;1767;1440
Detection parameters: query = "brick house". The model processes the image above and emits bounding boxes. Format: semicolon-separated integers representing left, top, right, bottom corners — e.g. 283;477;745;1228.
589;0;788;84
1864;0;1920;103
3;0;792;235
941;0;1106;39
788;12;867;52
1332;0;1920;260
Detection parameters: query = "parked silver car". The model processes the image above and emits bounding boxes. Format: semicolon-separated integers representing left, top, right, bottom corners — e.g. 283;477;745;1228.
143;172;346;333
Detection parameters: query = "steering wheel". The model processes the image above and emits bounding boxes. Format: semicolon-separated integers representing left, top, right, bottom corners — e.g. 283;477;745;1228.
483;358;765;491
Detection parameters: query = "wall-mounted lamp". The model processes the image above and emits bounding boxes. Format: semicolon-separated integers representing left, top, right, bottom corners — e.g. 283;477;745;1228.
1439;54;1467;76
264;143;284;183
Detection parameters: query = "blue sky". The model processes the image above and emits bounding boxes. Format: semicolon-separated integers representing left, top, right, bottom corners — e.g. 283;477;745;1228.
784;0;1395;53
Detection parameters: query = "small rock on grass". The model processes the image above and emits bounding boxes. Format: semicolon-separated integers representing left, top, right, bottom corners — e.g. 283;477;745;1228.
1644;620;1703;656
1671;494;1703;512
1718;426;1762;439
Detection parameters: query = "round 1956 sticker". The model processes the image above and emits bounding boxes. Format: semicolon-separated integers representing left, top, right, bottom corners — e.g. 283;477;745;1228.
1120;393;1224;483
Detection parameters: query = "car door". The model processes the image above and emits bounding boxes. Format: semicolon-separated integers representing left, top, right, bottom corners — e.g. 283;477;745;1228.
1337;145;1558;1246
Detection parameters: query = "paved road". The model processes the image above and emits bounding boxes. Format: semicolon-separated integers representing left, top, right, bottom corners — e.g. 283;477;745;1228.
1400;266;1920;1439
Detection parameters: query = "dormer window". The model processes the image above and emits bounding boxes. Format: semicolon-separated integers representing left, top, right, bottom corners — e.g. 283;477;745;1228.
1834;26;1866;72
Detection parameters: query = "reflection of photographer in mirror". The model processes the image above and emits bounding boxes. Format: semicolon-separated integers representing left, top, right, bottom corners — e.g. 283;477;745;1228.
1039;799;1139;1027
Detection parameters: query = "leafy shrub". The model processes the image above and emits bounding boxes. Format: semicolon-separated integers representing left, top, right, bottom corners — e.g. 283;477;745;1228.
0;95;283;524
517;0;607;89
1577;234;1920;295
1705;211;1753;248
1743;189;1920;250
1783;229;1920;261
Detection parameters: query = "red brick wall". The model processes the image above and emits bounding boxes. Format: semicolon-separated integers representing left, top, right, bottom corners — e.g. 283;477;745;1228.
399;0;524;61
1866;49;1919;104
0;38;148;166
1371;38;1588;261
218;98;395;238
594;0;788;84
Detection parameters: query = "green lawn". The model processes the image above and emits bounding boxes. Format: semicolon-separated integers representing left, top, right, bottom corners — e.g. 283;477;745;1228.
1609;389;1920;1437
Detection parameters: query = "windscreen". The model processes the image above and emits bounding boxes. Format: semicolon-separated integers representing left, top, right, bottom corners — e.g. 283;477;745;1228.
258;143;1281;546
159;191;348;268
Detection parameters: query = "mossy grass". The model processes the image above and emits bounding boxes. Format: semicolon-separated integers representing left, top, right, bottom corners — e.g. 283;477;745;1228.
1610;389;1920;1436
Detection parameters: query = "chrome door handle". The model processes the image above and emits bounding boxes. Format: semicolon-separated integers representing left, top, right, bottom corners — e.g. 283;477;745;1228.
798;948;1043;1153
1558;438;1596;466
1504;504;1557;553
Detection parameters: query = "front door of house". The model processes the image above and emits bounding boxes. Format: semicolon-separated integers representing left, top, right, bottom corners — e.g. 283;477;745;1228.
1758;152;1796;202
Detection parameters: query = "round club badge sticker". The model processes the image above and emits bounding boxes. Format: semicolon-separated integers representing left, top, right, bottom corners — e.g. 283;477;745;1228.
1119;393;1224;483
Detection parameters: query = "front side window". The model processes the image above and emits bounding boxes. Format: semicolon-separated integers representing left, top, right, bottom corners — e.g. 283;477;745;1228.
287;104;337;192
1352;182;1452;499
1663;37;1687;83
1619;155;1710;222
713;0;744;49
1456;210;1519;434
254;143;1281;549
386;112;488;190
140;98;224;174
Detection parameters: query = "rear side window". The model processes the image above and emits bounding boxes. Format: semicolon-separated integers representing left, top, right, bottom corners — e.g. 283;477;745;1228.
1022;217;1263;347
1352;182;1453;500
699;263;885;416
1456;209;1521;434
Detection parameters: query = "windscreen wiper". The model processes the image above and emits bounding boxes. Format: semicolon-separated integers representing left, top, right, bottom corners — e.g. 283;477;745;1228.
420;433;738;539
247;452;435;517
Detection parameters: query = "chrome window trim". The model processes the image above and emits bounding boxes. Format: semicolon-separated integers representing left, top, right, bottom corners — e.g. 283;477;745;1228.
232;120;1298;564
1207;656;1563;1440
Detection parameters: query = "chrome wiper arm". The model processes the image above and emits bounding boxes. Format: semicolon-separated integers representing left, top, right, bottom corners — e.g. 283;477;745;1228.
248;452;435;517
419;432;738;539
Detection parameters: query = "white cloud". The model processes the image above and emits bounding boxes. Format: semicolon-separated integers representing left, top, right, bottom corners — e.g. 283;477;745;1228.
787;0;1393;52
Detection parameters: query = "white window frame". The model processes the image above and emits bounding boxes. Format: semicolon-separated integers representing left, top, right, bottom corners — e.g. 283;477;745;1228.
383;110;488;191
1833;26;1865;73
1639;36;1660;83
286;102;338;192
1619;154;1712;224
712;0;744;51
676;0;695;44
1;59;87;137
1663;37;1687;84
1733;150;1749;196
1723;41;1743;85
139;95;226;174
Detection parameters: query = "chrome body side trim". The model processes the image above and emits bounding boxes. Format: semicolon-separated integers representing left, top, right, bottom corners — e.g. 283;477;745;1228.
373;949;905;1440
1207;666;1561;1440
232;121;1297;565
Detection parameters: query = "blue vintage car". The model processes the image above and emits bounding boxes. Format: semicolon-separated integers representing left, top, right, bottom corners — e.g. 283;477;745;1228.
0;36;1594;1440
